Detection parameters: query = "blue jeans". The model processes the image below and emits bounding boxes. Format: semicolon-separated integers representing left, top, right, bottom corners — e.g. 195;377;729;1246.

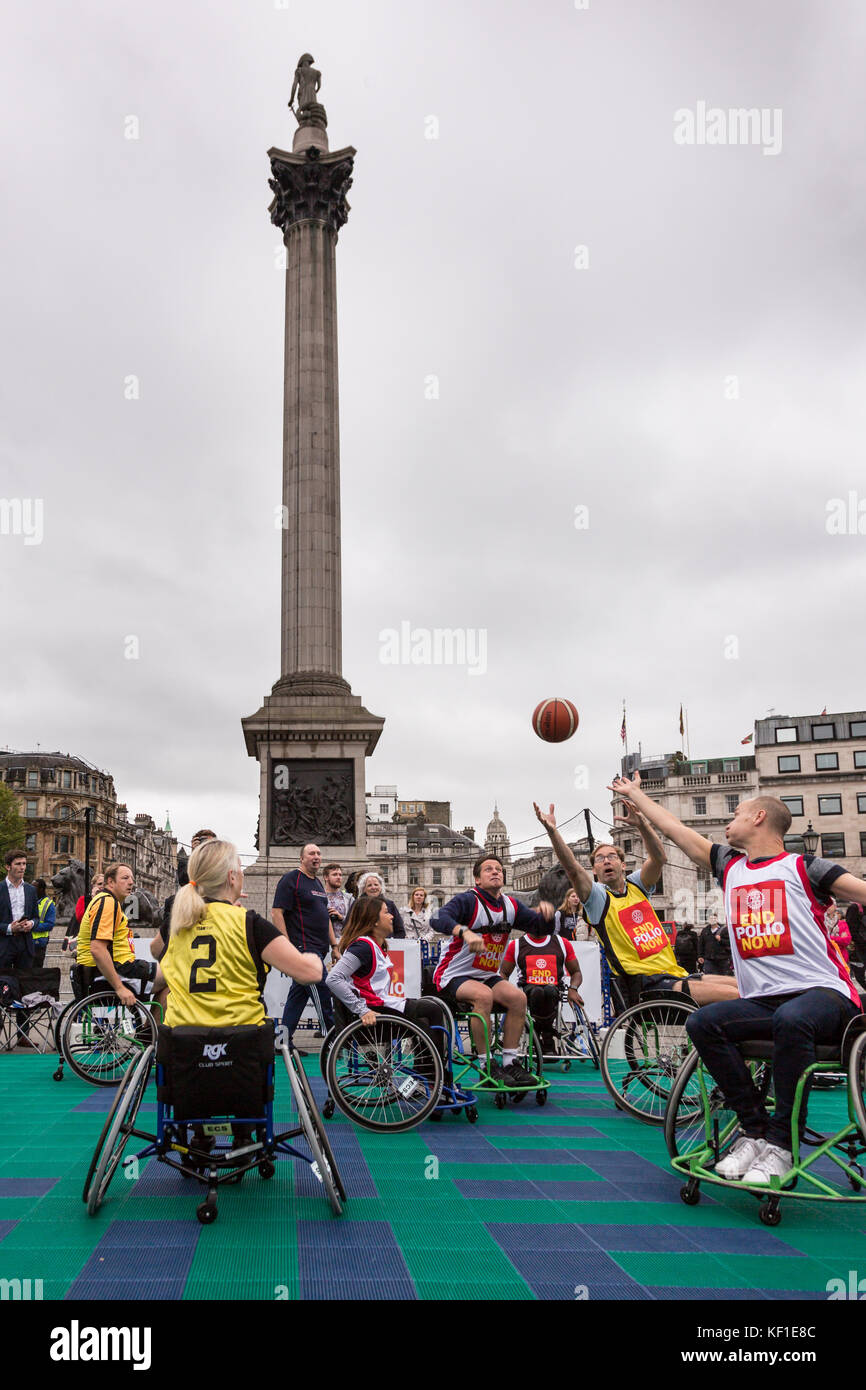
281;955;333;1038
685;988;861;1149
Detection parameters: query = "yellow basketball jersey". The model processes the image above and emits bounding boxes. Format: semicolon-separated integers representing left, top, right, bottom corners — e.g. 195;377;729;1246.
594;880;685;979
77;891;134;968
161;901;268;1028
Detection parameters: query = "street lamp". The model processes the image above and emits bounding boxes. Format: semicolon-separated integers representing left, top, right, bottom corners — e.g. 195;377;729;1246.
803;821;819;855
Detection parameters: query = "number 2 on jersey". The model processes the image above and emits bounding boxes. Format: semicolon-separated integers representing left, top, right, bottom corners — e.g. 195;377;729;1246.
189;934;217;993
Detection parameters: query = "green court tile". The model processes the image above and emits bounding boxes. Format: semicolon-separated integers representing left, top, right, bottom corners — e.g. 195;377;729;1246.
0;1221;101;1252
414;1279;536;1300
614;1252;752;1288
0;1198;45;1219
188;1240;298;1284
373;1178;472;1204
184;1277;297;1301
388;1222;500;1251
0;1245;93;1281
715;1254;845;1292
784;1230;866;1259
400;1245;526;1285
511;1164;605;1184
552;1200;755;1228
463;1198;567;1223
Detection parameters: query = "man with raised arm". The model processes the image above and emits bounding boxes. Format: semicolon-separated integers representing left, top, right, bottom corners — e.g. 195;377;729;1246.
533;802;739;1010
608;771;864;1185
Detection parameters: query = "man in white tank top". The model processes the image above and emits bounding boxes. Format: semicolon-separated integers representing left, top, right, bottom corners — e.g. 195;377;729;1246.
608;773;864;1186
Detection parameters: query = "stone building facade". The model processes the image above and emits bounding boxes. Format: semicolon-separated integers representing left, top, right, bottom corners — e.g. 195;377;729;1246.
364;813;481;912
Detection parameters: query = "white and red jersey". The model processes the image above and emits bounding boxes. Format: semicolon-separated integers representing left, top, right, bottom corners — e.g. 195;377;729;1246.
434;892;519;990
721;852;859;1005
504;933;576;988
351;935;406;1013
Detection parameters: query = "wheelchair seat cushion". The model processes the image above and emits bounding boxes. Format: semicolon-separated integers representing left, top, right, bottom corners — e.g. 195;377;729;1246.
157;1024;275;1121
738;1039;841;1064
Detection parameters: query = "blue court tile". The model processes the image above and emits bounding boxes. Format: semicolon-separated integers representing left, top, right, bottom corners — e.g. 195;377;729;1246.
496;1149;577;1166
531;1181;625;1201
297;1220;394;1247
131;1158;191;1194
301;1278;417;1300
685;1227;802;1257
0;1178;58;1197
454;1180;543;1200
0;1220;18;1243
610;1181;707;1204
66;1279;184;1300
485;1222;601;1252
295;1161;376;1199
73;1091;157;1113
498;1247;634;1286
98;1220;203;1248
650;1287;762;1301
299;1243;411;1282
533;1281;654;1301
484;1125;604;1139
585;1223;701;1253
760;1289;832;1301
67;1222;199;1298
568;1152;664;1173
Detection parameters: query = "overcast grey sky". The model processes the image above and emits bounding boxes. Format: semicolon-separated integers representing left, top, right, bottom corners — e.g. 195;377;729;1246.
3;0;866;862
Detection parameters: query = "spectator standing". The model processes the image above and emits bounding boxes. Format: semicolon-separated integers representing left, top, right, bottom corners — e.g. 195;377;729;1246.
0;850;38;972
674;922;700;974
32;880;56;967
825;902;852;966
353;871;405;938
700;917;734;976
553;890;581;941
404;887;433;941
272;843;336;1043
845;903;866;988
70;873;105;948
322;863;353;951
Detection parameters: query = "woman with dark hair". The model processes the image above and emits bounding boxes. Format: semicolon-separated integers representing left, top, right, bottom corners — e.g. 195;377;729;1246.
326;895;447;1087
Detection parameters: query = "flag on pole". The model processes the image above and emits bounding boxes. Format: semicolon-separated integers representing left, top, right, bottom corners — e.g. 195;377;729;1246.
620;709;627;743
820;706;827;716
679;704;685;737
741;733;753;745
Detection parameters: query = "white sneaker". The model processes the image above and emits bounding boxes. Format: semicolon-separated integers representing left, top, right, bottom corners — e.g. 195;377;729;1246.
714;1134;766;1180
742;1141;793;1186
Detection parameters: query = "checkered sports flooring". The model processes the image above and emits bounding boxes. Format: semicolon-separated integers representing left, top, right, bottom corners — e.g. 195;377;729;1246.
0;1052;861;1301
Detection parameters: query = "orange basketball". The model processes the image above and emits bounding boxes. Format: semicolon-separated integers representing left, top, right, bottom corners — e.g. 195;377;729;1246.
532;698;579;743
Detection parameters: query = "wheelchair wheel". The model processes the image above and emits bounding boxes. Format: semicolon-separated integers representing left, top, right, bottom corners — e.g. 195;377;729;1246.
559;1002;600;1070
849;1031;866;1142
58;991;157;1087
287;1047;347;1203
319;1027;337;1087
282;1047;343;1216
324;1015;444;1133
600;997;697;1124
83;1045;153;1214
664;1050;772;1164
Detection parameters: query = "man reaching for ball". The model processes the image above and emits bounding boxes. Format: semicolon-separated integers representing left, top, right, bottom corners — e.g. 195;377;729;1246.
533;800;739;1011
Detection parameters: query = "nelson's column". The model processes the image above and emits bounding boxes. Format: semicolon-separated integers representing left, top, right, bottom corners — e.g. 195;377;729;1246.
241;57;384;912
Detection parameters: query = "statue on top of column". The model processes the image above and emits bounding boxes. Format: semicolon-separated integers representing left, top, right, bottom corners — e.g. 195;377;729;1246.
290;54;327;130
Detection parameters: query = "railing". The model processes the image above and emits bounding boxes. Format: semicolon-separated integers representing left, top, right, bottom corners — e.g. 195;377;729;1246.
682;776;711;786
718;773;748;784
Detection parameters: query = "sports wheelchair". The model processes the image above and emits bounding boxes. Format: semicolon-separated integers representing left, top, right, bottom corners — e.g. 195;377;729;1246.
600;987;698;1124
525;985;600;1072
53;963;161;1086
665;1014;866;1226
83;1022;346;1223
451;998;550;1110
320;996;478;1131
0;966;61;1054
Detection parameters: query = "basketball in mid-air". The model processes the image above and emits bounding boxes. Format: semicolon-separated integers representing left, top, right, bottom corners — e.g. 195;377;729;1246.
532;697;579;743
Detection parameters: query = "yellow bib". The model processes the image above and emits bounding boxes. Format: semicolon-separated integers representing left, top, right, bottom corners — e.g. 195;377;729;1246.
77;891;133;968
595;880;685;979
161;901;268;1028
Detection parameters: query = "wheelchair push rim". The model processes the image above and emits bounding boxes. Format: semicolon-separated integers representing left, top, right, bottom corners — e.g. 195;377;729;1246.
282;1045;344;1214
600;997;698;1125
84;1044;154;1215
59;991;157;1086
325;1014;445;1132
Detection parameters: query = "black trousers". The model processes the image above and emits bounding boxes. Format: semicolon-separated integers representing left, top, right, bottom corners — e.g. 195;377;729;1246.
522;984;559;1038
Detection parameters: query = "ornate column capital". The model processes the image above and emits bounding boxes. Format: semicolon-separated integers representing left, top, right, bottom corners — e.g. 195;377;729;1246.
267;145;356;237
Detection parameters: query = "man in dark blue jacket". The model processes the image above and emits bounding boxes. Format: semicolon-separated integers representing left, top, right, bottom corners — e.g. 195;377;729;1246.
0;849;38;972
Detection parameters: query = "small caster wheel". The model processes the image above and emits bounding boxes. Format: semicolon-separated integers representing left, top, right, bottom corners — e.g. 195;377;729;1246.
428;1108;444;1122
759;1200;781;1227
53;1068;63;1082
562;1060;571;1073
258;1160;275;1179
510;1089;526;1105
680;1180;701;1206
197;1202;217;1224
535;1088;548;1106
466;1105;478;1123
494;1091;507;1110
322;1099;335;1119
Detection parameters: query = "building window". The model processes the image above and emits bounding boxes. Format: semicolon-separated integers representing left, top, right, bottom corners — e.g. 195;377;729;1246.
815;752;838;770
812;723;835;741
818;795;842;815
379;867;388;882
821;833;845;858
54;834;73;854
409;867;419;886
722;759;739;773
61;771;71;788
858;795;866;815
27;770;38;787
781;796;804;817
432;868;442;885
725;795;739;814
379;804;388;814
59;805;71;820
778;755;801;773
693;797;707;815
854;751;866;769
691;761;707;775
25;834;36;853
775;727;798;743
860;833;866;858
456;868;465;885
784;835;806;854
25;800;37;817
379;841;387;852
849;720;866;738
624;839;633;854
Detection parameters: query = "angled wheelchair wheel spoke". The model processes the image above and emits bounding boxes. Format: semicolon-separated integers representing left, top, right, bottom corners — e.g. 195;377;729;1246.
62;995;156;1087
601;998;696;1124
84;1044;154;1215
325;1016;443;1133
282;1047;343;1215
